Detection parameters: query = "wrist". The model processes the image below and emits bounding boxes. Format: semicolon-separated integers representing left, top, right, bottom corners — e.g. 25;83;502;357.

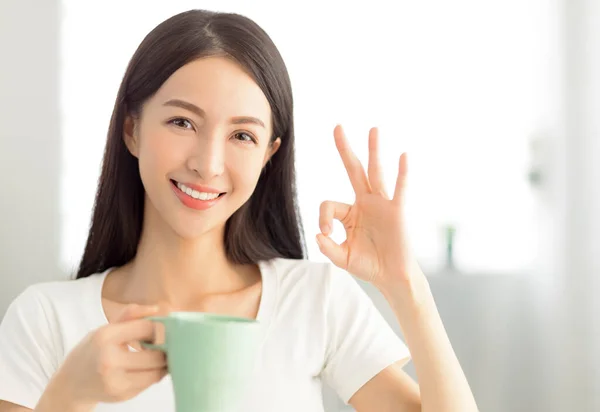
377;271;444;344
376;269;433;312
37;370;96;412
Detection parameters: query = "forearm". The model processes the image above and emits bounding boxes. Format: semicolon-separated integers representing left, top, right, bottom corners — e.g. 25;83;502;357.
35;371;96;412
379;272;478;412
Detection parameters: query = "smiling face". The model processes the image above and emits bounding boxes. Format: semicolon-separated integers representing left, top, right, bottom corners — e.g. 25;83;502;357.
125;56;281;239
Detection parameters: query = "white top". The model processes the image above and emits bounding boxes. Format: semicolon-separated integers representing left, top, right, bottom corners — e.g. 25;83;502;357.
0;258;410;411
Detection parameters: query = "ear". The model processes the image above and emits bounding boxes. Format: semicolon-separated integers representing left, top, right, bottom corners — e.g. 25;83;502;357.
123;115;140;158
263;137;281;167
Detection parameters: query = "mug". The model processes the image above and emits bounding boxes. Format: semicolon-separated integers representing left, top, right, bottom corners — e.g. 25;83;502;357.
142;312;263;412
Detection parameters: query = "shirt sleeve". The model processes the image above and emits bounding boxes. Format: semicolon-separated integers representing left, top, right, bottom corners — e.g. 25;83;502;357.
0;286;59;409
321;264;411;404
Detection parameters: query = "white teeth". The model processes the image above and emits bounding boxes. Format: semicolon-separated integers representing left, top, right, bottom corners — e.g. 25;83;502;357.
176;182;220;201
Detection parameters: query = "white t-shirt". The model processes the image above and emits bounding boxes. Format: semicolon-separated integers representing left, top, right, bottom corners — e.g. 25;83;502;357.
0;258;410;411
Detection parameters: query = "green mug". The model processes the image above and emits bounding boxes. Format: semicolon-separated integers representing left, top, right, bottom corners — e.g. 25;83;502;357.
141;312;263;412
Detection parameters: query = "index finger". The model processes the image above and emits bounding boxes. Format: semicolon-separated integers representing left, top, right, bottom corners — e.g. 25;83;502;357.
334;125;371;195
109;318;157;345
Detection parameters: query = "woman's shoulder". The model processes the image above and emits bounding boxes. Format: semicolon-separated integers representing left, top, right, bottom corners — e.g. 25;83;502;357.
262;257;364;296
3;271;108;330
10;271;106;308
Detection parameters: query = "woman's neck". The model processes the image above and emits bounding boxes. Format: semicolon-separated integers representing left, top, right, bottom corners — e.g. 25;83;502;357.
107;207;260;310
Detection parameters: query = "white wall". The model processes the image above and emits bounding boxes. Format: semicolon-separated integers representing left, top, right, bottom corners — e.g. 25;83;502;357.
559;0;600;409
0;0;62;316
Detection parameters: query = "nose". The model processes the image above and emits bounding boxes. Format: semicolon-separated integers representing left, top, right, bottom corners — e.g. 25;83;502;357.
187;134;225;179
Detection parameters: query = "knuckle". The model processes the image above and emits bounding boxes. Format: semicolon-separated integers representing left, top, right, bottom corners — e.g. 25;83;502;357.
157;353;168;367
92;327;111;346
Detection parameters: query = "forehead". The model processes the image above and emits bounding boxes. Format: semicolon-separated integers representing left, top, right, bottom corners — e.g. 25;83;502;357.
151;56;272;126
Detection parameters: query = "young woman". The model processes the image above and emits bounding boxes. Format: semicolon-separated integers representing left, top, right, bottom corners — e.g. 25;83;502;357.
0;9;478;412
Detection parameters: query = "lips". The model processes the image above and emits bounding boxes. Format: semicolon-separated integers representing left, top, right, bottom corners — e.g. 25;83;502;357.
170;180;226;211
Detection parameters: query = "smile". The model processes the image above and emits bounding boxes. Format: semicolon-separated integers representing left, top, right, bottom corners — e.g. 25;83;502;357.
176;181;221;200
170;180;226;211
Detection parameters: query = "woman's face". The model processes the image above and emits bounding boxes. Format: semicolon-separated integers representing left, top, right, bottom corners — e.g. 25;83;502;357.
125;56;280;239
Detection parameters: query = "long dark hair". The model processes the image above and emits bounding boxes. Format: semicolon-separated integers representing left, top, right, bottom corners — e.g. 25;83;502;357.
76;9;306;279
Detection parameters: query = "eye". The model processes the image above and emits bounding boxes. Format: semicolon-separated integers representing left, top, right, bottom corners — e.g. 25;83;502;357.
232;131;257;144
168;117;194;130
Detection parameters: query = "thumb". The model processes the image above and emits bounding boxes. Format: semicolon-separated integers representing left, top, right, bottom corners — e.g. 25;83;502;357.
316;234;348;270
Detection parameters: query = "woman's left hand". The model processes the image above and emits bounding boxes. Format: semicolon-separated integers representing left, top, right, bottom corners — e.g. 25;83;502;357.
316;125;423;292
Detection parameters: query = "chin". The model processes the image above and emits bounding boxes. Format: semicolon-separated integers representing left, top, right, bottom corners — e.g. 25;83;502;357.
172;222;223;241
164;209;225;239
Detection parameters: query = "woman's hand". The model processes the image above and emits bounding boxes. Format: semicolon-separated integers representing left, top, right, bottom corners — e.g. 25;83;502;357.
316;125;422;293
37;305;167;411
318;125;479;412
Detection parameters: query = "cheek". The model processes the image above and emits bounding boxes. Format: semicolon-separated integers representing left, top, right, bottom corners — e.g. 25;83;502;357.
138;130;186;178
227;150;266;193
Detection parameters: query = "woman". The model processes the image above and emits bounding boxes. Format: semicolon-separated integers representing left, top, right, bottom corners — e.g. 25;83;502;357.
0;9;478;412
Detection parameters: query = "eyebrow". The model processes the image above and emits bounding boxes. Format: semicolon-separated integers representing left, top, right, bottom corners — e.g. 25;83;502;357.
163;98;266;128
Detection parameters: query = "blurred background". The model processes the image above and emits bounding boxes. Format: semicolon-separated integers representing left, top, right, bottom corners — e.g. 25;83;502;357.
0;0;598;410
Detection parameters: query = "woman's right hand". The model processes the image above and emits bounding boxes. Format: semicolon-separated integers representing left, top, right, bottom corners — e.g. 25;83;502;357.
37;304;167;411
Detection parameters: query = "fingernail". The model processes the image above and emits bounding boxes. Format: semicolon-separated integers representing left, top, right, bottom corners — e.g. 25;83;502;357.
322;225;331;235
315;235;322;247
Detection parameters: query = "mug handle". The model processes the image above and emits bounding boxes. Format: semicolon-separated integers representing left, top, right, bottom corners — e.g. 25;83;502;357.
140;315;168;351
